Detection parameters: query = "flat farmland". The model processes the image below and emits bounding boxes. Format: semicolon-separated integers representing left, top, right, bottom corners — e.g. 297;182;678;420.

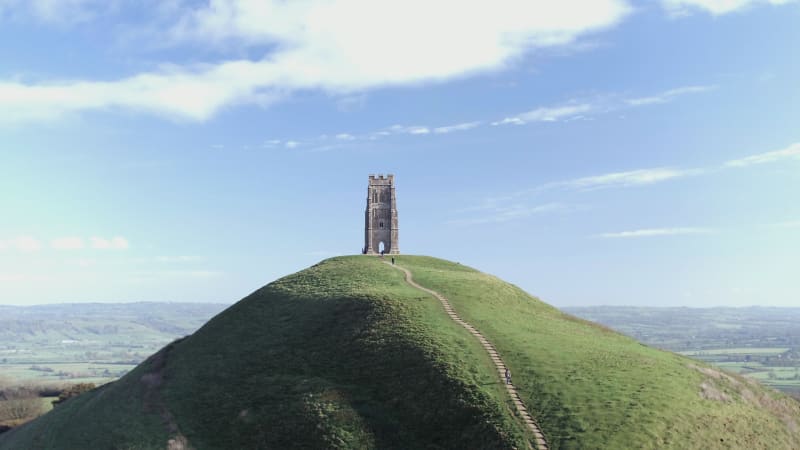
0;302;227;386
566;306;800;397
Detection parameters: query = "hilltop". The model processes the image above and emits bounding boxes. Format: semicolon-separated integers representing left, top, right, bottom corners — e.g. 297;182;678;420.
1;256;798;449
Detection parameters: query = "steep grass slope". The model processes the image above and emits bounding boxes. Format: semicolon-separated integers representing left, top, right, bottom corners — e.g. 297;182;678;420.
2;255;798;449
398;256;800;449
0;256;530;449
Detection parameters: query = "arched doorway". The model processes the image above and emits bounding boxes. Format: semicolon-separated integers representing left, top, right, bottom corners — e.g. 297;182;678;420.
378;241;386;254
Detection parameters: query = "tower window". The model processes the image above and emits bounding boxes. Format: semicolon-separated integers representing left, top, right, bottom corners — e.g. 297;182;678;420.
379;221;384;229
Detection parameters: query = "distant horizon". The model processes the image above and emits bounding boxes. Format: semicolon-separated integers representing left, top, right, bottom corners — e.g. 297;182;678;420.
1;1;797;307
3;299;799;311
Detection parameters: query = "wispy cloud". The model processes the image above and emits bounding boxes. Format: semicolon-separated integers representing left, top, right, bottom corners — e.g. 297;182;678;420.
559;167;703;190
454;138;800;227
767;220;800;229
386;124;430;135
300;120;483;148
662;0;798;16
51;237;85;250
433;121;482;134
492;103;593;125
596;227;713;238
0;272;51;282
155;255;205;263
0;236;43;252
724;142;800;167
2;235;131;251
89;236;129;250
625;85;715;106
240;84;712;152
129;269;223;281
452;166;700;225
450;203;570;225
491;85;713;126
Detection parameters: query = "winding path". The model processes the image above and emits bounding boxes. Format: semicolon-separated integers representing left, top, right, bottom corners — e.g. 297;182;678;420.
386;262;549;450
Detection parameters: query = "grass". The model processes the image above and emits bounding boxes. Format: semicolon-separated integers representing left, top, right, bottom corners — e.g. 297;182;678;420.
2;256;531;449
2;255;798;450
396;255;800;450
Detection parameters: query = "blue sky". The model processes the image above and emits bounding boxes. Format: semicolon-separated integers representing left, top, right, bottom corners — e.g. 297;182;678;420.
0;0;798;307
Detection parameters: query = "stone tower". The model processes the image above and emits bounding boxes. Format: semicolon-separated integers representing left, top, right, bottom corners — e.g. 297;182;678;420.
364;174;399;254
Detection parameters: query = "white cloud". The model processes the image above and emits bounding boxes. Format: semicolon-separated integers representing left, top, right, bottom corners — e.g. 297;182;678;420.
155;255;205;263
0;0;631;123
0;236;43;252
231;83;712;151
0;272;44;282
433;121;482;134
597;227;713;238
51;236;85;250
724;142;800;167
387;124;431;135
0;61;283;123
561;167;702;190
455;166;701;224
770;220;800;228
491;85;712;126
662;0;798;15
89;236;129;250
261;139;282;148
493;103;593;125
625;85;715;106
451;203;569;224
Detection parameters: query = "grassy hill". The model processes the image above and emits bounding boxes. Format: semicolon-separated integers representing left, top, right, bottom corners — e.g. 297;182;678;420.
2;256;798;449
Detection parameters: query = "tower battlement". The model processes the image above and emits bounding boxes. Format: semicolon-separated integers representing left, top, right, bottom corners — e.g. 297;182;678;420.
368;174;394;185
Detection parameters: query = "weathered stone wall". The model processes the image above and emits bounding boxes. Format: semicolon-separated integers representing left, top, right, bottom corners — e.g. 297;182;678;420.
364;174;399;254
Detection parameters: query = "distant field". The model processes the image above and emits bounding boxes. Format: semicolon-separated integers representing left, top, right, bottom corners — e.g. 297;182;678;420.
680;348;789;356
566;306;800;395
0;302;227;386
0;363;136;386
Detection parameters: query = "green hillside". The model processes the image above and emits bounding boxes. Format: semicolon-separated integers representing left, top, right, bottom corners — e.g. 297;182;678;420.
2;256;798;449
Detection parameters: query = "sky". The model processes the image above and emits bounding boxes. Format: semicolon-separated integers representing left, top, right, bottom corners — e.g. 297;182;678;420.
0;0;798;307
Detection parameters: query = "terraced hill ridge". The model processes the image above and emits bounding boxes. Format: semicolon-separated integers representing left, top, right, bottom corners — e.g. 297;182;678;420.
1;256;798;449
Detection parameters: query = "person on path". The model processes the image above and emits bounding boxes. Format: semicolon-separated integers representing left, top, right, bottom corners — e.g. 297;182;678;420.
505;367;511;385
391;257;395;265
